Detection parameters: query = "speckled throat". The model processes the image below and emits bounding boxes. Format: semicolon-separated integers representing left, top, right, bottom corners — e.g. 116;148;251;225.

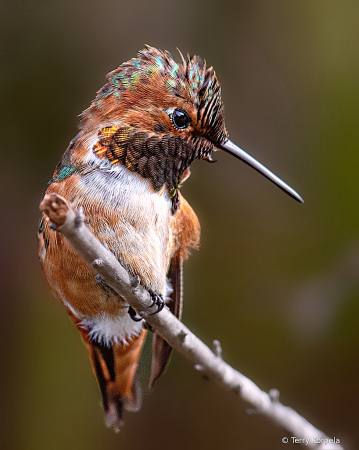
92;125;213;213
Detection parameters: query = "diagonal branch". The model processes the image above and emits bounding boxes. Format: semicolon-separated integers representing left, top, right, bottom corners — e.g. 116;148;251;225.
40;193;344;450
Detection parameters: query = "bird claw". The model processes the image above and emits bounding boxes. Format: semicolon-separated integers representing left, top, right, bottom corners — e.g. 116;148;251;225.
148;291;165;314
128;291;164;322
128;306;143;322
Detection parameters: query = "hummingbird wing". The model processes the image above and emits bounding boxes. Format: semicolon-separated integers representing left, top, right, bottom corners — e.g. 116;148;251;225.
148;193;200;387
149;250;183;388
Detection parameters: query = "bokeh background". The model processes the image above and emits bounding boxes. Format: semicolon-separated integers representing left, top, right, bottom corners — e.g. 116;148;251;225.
1;1;358;449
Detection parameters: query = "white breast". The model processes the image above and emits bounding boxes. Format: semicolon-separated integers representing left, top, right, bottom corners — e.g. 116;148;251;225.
79;152;175;295
62;138;176;345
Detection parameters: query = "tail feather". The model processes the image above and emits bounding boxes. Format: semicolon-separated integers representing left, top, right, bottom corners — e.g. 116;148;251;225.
68;310;146;432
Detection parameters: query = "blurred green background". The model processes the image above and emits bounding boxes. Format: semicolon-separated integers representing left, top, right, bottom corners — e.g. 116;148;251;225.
1;1;358;449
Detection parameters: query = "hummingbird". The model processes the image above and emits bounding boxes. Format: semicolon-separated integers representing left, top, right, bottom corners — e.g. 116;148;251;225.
38;46;303;432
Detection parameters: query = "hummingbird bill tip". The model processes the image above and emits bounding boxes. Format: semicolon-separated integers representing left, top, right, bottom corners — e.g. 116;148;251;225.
219;140;304;203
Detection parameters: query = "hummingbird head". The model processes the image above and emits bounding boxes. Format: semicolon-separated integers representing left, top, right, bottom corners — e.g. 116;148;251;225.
79;46;303;211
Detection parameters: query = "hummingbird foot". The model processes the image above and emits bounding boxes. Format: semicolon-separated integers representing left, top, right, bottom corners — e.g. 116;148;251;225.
148;291;165;314
128;306;143;322
128;291;165;321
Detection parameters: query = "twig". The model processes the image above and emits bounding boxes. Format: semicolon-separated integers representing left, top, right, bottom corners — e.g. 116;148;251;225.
40;193;344;450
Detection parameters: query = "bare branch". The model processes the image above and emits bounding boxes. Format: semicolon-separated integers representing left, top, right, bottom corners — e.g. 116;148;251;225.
40;193;344;450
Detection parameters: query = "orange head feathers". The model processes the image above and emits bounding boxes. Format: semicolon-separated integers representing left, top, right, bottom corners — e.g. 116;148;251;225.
69;46;231;212
81;45;228;144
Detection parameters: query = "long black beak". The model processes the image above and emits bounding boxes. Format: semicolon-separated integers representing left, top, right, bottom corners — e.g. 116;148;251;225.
219;140;304;203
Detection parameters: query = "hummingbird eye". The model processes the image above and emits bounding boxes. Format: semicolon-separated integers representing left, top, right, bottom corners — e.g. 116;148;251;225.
171;109;191;130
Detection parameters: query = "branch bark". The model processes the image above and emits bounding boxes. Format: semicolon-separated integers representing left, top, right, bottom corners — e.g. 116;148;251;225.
40;193;344;450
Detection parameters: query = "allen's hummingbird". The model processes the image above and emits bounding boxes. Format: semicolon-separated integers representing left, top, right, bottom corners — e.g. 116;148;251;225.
38;46;303;431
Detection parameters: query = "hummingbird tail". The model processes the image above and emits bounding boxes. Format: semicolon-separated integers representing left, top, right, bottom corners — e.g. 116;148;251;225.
91;332;147;432
68;310;147;432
